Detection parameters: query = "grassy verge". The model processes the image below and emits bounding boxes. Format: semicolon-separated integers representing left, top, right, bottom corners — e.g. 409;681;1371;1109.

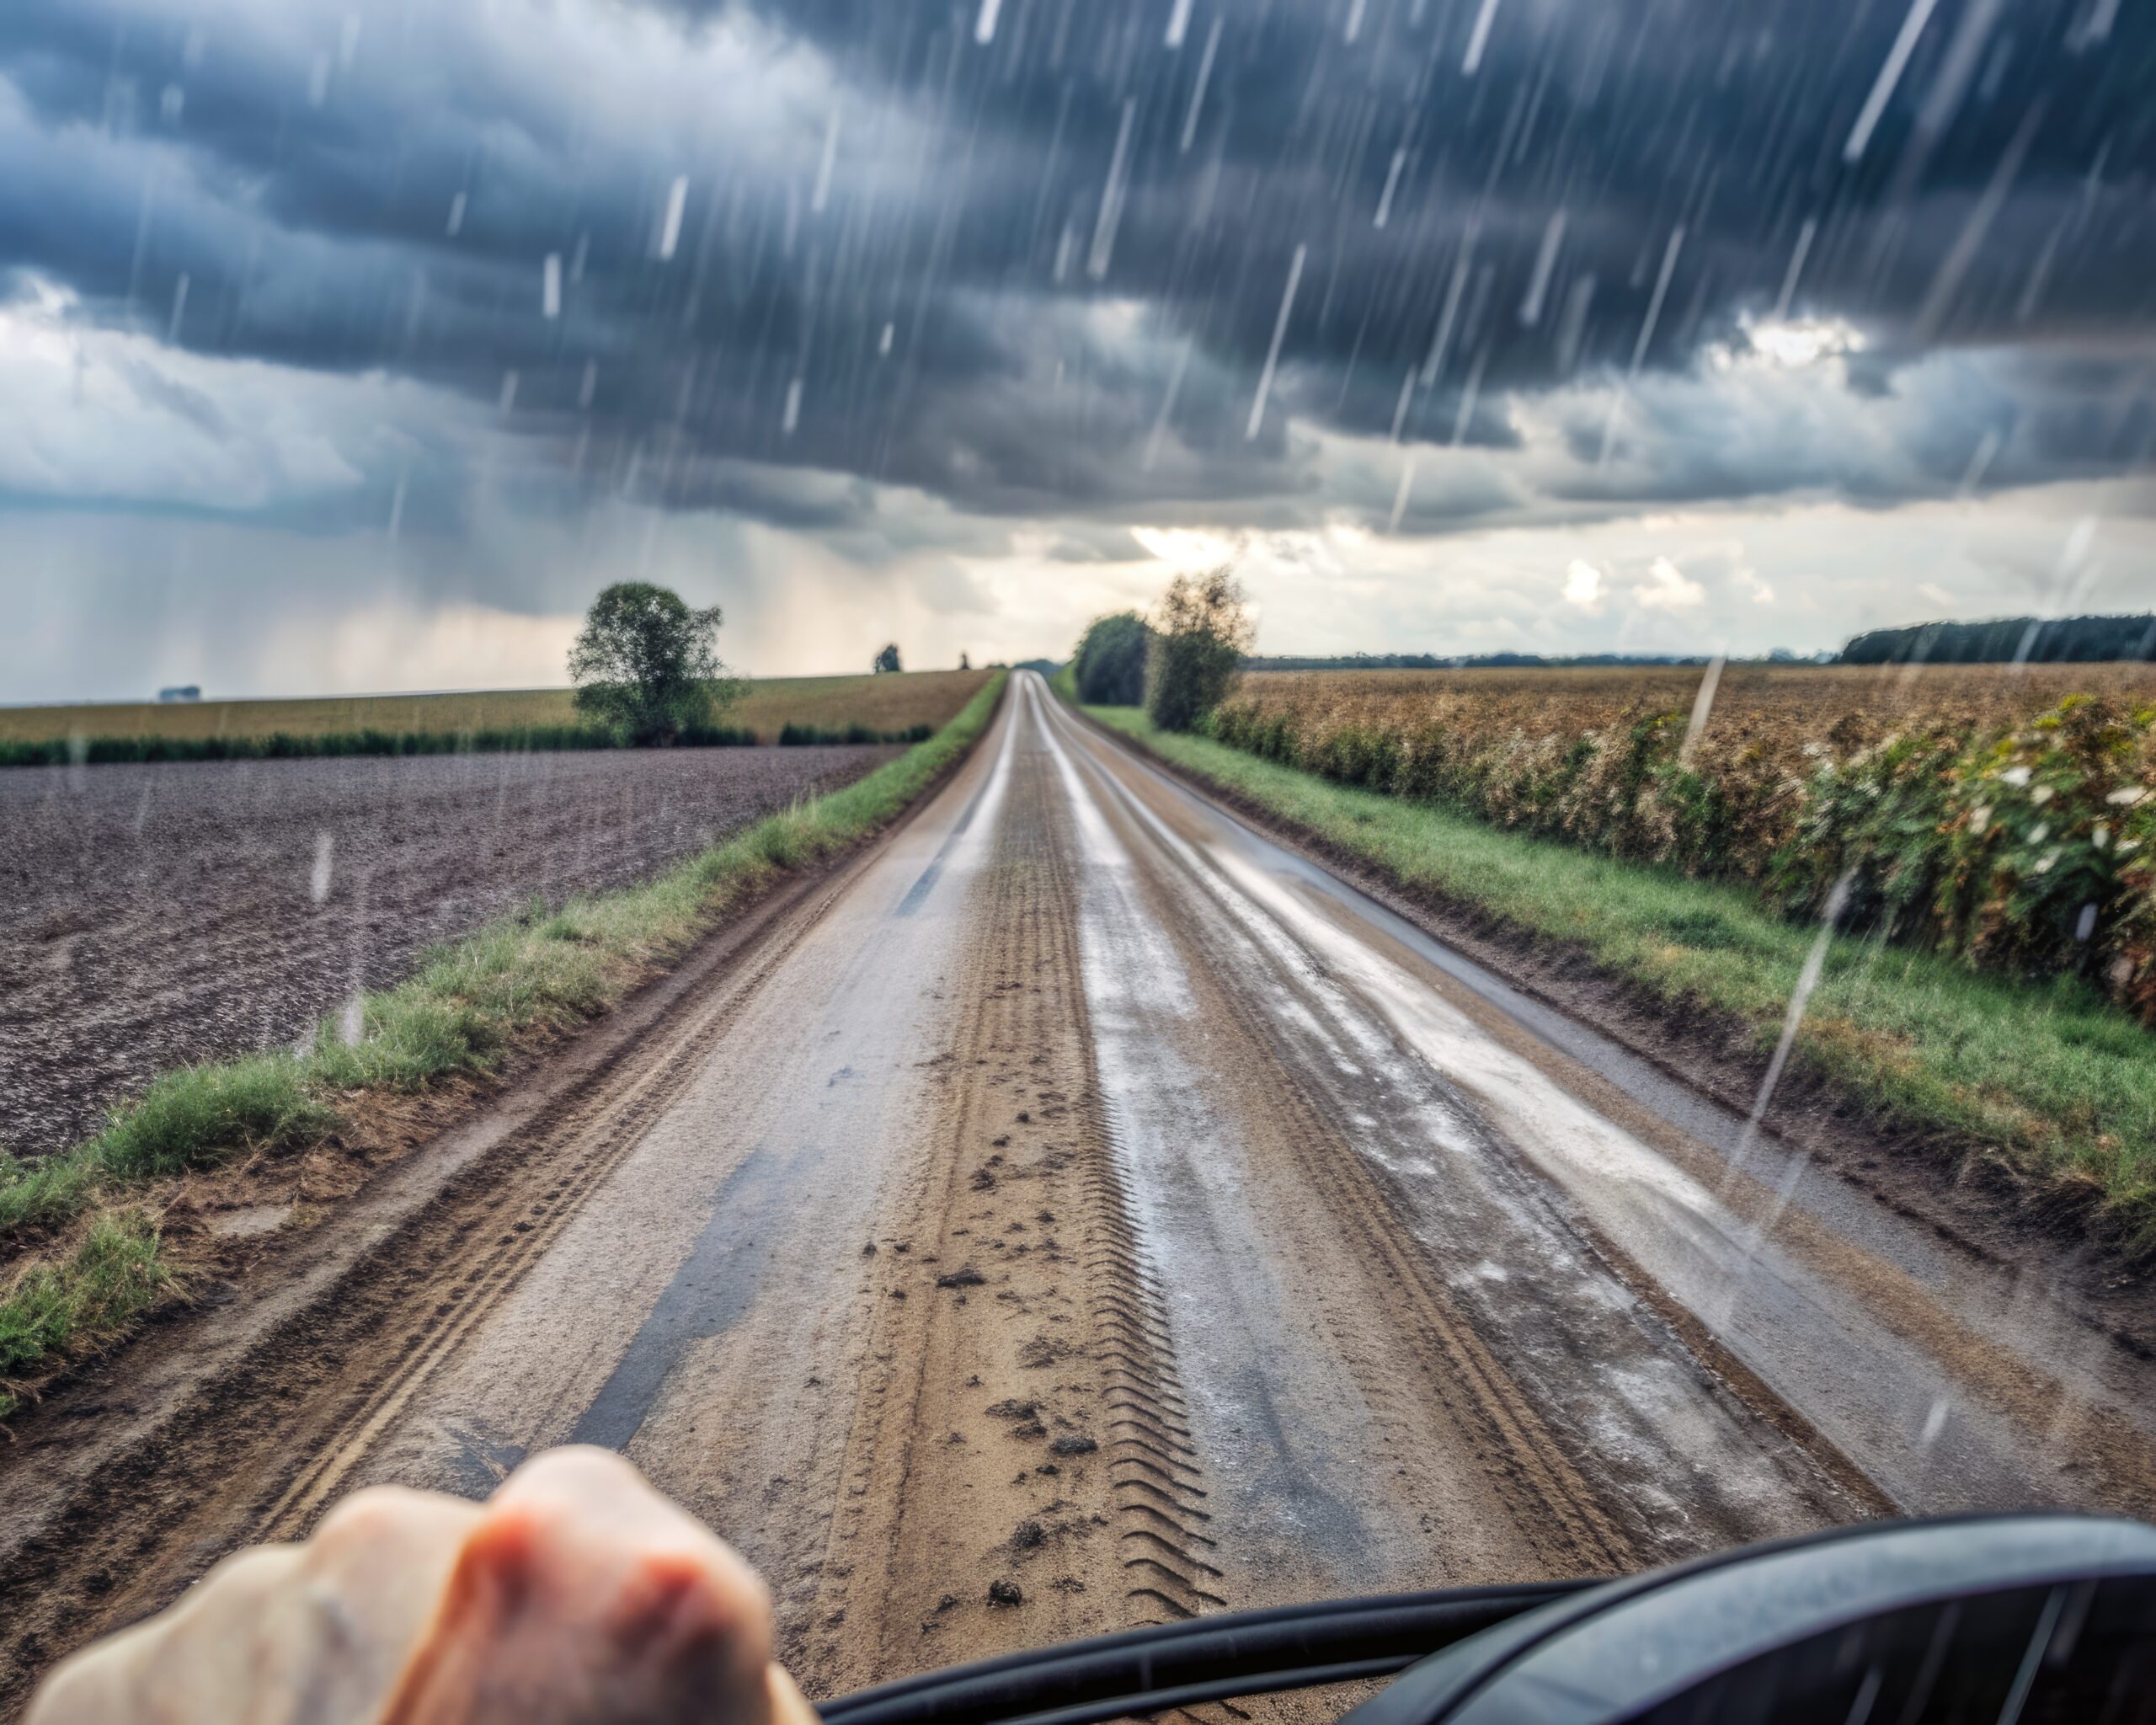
1086;704;2156;1238
0;672;1006;1420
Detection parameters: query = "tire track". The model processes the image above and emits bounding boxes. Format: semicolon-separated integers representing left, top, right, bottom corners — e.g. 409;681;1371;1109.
783;740;1220;1694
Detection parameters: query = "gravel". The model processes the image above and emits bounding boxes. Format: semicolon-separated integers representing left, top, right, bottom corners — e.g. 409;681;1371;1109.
0;746;895;1157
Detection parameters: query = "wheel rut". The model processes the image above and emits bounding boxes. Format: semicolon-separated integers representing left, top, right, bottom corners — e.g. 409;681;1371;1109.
782;749;1219;1694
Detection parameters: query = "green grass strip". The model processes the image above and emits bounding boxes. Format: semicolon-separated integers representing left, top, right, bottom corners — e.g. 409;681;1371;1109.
0;672;1006;1417
1086;704;2156;1236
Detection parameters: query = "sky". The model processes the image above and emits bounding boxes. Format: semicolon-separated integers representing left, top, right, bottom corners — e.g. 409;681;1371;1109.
1;0;2150;700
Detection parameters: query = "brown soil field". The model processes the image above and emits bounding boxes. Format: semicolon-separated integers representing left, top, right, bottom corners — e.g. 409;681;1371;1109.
0;746;894;1159
0;670;992;746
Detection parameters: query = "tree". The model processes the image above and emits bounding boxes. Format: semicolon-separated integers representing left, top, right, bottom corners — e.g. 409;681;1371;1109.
873;643;903;674
1071;611;1153;705
959;650;971;670
568;582;739;745
1145;569;1254;732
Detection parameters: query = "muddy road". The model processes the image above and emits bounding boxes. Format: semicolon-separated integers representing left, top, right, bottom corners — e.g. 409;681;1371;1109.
8;671;2156;1709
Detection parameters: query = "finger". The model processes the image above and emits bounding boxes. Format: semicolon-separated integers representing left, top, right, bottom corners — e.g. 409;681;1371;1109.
26;1546;303;1724
299;1485;488;1701
28;1488;484;1725
385;1447;776;1725
768;1662;820;1725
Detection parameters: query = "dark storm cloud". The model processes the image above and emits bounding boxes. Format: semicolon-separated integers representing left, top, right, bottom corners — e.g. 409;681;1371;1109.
0;0;2148;535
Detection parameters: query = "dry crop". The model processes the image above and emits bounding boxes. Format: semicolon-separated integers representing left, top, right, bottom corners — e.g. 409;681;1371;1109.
0;670;993;751
1208;664;2156;1017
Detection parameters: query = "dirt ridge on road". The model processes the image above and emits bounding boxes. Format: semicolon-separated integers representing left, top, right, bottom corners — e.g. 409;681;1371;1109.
779;741;1223;1695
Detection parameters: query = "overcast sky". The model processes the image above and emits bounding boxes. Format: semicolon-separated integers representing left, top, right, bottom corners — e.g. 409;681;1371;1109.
2;0;2150;699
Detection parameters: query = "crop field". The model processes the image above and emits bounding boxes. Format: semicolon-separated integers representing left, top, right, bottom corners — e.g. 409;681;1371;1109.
0;669;992;750
1205;662;2156;1016
0;745;895;1158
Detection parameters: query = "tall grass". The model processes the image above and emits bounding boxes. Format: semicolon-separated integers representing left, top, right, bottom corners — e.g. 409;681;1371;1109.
1087;704;2156;1238
0;673;1006;1418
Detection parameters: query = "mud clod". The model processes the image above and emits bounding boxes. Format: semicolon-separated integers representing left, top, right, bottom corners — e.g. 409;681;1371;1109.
936;1267;987;1288
1048;1434;1097;1456
987;1579;1023;1608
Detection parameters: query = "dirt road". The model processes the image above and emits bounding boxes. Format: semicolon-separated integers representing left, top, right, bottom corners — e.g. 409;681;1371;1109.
7;672;2156;1708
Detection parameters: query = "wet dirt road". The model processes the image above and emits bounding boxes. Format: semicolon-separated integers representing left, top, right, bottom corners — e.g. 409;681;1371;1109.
8;671;2156;1709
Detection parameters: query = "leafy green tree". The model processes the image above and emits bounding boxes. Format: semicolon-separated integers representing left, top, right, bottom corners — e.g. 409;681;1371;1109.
1145;569;1254;732
568;582;739;745
1071;611;1153;706
873;643;903;674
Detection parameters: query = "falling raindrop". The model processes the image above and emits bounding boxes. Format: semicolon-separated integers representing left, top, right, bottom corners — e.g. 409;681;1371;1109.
659;175;690;261
1388;456;1417;532
1087;98;1138;280
1681;655;1726;766
1772;217;1817;320
812;109;842;214
1246;243;1307;441
1845;0;1940;164
1145;339;1194;470
1726;868;1857;1184
1517;211;1565;327
311;833;335;906
1389;368;1415;441
446;192;466;238
1180;18;1222;152
1374;147;1408;230
1462;0;1502;75
542;253;562;319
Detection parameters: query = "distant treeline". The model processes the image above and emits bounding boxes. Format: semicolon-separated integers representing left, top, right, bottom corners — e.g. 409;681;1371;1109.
1245;651;1718;671
1840;614;2156;666
1;721;931;768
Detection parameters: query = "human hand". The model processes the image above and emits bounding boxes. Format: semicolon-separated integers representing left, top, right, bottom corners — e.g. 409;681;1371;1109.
28;1447;818;1725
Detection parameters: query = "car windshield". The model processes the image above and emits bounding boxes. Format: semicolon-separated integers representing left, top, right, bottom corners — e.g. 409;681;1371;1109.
3;0;2153;1718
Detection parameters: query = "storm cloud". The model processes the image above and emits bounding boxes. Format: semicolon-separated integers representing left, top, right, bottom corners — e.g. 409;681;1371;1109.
0;0;2151;692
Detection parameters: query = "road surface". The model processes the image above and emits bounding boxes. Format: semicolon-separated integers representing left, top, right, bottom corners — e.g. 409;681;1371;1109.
6;671;2155;1708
